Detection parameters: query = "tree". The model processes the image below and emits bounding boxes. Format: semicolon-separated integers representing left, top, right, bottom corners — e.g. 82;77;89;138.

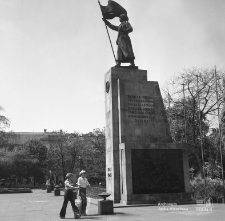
0;106;10;130
82;128;106;184
24;139;48;163
0;138;49;186
0;106;15;151
162;67;224;176
46;129;106;184
0;106;15;180
0;148;11;179
0;131;17;151
10;149;34;184
47;131;83;181
23;139;48;184
205;129;225;178
221;78;225;144
0;147;37;185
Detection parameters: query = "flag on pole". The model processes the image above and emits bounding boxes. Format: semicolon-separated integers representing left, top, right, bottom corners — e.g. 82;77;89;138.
99;0;127;19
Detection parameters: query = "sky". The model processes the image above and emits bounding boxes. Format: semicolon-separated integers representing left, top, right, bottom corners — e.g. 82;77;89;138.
0;0;225;133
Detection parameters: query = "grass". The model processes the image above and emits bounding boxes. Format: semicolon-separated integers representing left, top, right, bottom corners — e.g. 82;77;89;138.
86;186;106;199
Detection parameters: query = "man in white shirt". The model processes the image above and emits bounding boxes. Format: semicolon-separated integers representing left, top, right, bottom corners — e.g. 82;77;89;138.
77;170;90;216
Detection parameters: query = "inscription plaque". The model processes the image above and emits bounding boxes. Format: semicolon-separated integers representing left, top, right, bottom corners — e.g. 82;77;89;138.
131;149;185;194
127;95;155;124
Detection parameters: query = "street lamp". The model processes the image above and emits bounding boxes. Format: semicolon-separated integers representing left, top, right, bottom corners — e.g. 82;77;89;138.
49;170;52;181
49;170;54;190
79;156;82;171
78;155;84;172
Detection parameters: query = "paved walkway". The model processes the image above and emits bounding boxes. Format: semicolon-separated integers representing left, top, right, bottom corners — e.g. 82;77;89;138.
0;189;225;221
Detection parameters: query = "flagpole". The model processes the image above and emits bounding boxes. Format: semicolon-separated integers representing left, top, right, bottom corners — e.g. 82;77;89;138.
98;0;117;64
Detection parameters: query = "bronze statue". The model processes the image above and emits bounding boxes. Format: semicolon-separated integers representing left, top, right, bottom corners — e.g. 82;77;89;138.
102;14;135;67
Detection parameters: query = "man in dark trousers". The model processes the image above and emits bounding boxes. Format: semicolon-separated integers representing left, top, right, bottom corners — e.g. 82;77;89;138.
60;173;80;219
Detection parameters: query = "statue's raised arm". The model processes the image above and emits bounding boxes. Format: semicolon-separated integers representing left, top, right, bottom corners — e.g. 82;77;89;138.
102;18;119;31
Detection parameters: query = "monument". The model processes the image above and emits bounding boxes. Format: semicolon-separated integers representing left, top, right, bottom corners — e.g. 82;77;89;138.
100;1;191;204
105;68;191;204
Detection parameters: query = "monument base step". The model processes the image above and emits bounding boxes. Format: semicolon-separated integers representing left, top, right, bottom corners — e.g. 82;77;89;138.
114;65;138;69
120;192;195;205
120;199;196;205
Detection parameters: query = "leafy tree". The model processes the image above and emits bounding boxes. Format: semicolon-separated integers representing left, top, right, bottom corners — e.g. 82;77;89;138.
0;106;15;151
10;149;33;183
0;106;15;180
162;67;224;176
47;131;83;181
0;131;17;151
82;128;106;184
46;129;106;184
24;139;48;163
23;139;48;184
0;147;37;184
0;139;48;186
0;106;10;130
221;78;225;144
204;129;225;178
0;149;11;179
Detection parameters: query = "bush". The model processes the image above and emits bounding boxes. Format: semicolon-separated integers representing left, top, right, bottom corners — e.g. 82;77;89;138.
190;174;225;199
86;185;106;199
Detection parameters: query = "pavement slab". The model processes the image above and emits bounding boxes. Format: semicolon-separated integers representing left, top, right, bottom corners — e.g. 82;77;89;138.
0;190;225;221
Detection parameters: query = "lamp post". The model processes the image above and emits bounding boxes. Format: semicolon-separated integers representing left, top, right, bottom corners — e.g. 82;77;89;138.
49;170;54;191
49;170;52;182
79;156;82;171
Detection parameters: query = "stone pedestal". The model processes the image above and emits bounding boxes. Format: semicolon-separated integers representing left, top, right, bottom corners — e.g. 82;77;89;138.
54;189;60;196
41;184;47;190
105;67;191;205
98;200;114;215
47;186;51;193
105;67;147;203
119;143;191;204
